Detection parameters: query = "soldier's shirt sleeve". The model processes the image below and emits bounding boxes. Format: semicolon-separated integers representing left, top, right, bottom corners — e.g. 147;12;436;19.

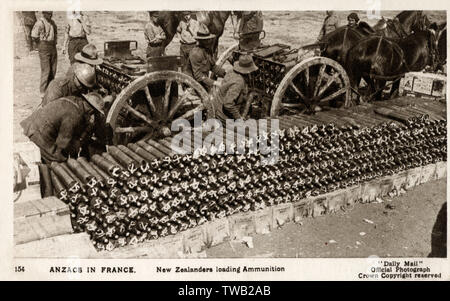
31;20;43;39
189;49;215;88
82;15;92;35
144;23;156;43
55;111;82;151
222;81;244;119
177;21;185;34
212;64;226;78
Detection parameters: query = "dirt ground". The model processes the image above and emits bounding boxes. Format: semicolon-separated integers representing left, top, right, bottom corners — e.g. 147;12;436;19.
206;178;447;258
13;11;447;258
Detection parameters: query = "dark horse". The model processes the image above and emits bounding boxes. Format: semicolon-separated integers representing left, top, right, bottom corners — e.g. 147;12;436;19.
155;11;234;58
195;11;235;58
433;22;447;72
155;11;186;50
372;11;430;38
317;10;431;67
345;29;439;101
319;26;367;66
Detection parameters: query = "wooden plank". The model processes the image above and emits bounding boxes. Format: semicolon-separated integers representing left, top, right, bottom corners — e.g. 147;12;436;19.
14;215;73;245
14;219;40;245
14;201;41;220
38;196;69;216
30;199;48;215
14;233;96;258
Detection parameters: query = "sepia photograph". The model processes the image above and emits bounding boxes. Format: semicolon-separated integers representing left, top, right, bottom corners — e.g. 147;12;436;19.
4;0;448;282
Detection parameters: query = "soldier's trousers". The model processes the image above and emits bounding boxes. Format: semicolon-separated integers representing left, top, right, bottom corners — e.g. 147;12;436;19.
68;37;88;64
180;43;196;73
38;42;57;95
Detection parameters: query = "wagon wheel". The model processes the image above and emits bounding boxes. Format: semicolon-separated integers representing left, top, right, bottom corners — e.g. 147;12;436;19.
271;57;353;116
215;43;239;72
106;71;210;145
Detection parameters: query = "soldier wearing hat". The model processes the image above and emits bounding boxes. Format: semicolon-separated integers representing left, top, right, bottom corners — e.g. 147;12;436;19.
212;54;258;122
177;11;199;74
144;11;167;58
63;11;92;64
42;63;97;106
31;11;58;97
65;44;103;77
187;23;226;91
316;10;341;42
20;92;105;163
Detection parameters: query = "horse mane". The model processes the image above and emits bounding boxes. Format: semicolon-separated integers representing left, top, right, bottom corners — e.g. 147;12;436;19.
357;21;375;34
395;10;422;23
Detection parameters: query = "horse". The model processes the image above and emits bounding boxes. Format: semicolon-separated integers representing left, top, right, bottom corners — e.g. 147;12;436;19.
155;11;186;50
345;29;439;101
371;11;430;39
195;11;236;59
433;22;447;72
154;11;236;59
396;10;430;33
317;26;369;66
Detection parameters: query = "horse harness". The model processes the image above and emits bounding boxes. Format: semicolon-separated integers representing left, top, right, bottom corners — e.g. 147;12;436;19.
369;35;411;80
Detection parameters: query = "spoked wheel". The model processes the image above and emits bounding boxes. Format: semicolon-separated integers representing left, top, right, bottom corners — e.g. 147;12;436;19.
215;43;239;72
270;57;353;116
106;71;210;145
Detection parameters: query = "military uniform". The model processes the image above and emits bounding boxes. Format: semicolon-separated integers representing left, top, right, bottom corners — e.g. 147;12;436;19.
20;96;94;163
41;75;84;106
64;13;91;64
21;11;37;51
144;20;166;58
317;13;340;41
31;14;58;95
238;11;264;50
177;16;199;73
187;46;226;91
212;71;247;122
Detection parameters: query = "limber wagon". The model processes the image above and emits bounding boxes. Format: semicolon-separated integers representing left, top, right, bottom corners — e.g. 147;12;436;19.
96;38;354;146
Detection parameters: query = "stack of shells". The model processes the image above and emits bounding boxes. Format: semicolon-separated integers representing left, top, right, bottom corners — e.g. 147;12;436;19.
46;111;446;252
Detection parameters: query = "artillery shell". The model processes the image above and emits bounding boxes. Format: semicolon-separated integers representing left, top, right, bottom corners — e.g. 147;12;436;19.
91;154;122;178
108;146;138;173
50;170;68;202
118;145;147;167
50;162;77;192
67;158;96;186
102;152;123;168
127;143;158;162
136;140;166;158
38;163;53;197
77;157;105;186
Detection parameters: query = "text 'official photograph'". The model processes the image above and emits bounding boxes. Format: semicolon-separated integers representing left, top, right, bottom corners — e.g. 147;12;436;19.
13;10;447;260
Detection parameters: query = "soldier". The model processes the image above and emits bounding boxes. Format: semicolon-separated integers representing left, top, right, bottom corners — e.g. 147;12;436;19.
63;11;92;64
20;93;105;163
212;54;258;122
186;24;226;92
31;11;58;98
237;11;264;50
65;44;103;77
21;11;37;51
347;12;360;27
144;11;166;58
316;10;341;42
177;11;199;73
42;63;96;106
